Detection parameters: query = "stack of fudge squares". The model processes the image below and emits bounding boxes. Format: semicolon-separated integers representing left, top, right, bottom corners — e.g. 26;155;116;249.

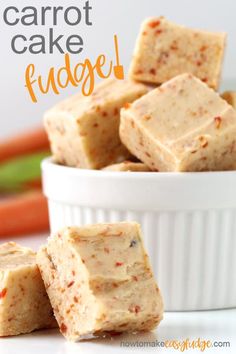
45;17;236;172
1;17;236;343
0;223;163;341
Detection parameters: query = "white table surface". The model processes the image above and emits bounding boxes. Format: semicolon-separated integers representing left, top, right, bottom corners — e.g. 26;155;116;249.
0;233;235;354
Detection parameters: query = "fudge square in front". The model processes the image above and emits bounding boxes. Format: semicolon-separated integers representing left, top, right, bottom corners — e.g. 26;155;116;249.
37;222;163;341
0;242;56;337
120;73;236;172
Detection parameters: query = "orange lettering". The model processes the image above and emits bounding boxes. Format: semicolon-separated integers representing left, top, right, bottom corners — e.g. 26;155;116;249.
25;64;37;103
57;53;78;89
95;55;113;78
24;35;124;103
81;59;94;96
74;62;86;83
38;67;59;95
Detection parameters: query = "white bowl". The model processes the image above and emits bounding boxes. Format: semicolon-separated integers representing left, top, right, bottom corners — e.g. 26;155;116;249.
42;158;236;311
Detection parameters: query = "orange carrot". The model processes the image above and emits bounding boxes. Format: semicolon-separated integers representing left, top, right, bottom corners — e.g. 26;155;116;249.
23;178;42;191
0;191;50;237
0;127;50;164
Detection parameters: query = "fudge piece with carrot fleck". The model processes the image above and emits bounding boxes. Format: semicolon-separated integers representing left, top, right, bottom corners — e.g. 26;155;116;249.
44;79;149;169
102;161;151;171
221;91;236;109
120;73;236;172
129;17;226;90
0;242;56;337
37;222;163;342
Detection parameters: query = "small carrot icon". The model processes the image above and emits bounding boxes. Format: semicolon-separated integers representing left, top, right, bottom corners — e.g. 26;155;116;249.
113;35;124;80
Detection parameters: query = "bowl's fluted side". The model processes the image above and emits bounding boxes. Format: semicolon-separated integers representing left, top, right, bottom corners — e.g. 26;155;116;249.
48;200;236;311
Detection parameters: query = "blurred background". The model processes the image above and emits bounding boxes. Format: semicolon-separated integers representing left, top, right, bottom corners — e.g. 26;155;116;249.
0;0;235;239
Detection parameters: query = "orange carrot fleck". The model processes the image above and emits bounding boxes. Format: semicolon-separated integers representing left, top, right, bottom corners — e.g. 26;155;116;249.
0;288;7;299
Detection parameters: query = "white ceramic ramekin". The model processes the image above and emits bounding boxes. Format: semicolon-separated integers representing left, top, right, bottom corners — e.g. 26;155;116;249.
42;158;236;311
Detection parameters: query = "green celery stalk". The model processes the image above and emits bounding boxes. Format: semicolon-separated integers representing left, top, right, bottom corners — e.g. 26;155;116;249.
0;151;49;193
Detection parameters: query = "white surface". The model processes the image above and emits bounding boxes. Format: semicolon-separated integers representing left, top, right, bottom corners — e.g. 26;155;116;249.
42;158;236;311
0;308;235;354
1;0;236;138
0;234;235;354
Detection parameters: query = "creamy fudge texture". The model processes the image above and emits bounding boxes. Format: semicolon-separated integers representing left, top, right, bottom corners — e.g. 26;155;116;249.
129;17;226;90
0;242;56;337
44;79;149;169
120;73;236;172
221;91;236;109
37;222;163;341
102;161;151;171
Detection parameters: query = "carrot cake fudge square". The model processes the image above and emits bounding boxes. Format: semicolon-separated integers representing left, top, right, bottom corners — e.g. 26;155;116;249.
129;17;226;90
221;91;236;109
120;73;236;172
102;161;150;171
37;222;163;341
0;242;56;337
44;79;149;169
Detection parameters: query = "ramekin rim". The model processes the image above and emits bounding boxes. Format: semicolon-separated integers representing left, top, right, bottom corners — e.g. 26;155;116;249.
41;157;236;179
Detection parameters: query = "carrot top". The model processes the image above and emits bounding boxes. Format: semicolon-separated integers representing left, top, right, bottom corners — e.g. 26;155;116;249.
0;151;49;193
